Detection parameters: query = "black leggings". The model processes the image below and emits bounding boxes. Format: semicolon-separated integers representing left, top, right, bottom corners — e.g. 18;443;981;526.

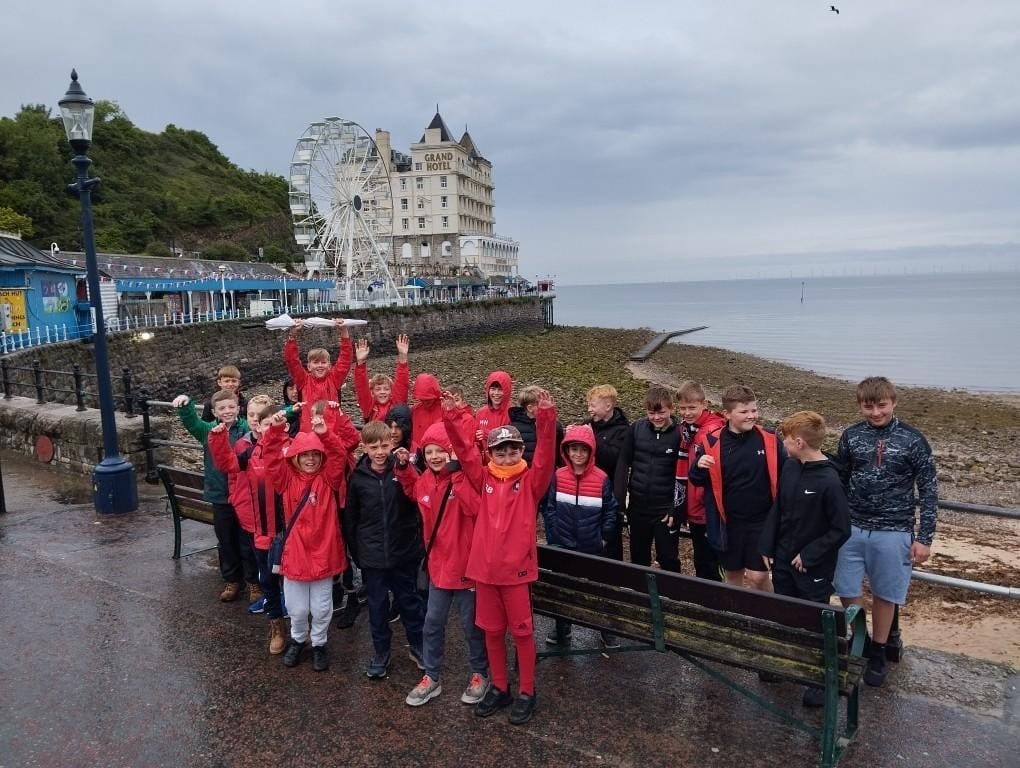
629;516;681;572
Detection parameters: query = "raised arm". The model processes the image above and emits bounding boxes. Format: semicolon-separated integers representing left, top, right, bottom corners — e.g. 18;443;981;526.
353;339;374;421
391;334;410;404
527;392;557;497
262;415;291;490
174;396;211;443
208;424;241;474
327;328;354;391
284;335;309;390
316;419;348;491
443;394;484;491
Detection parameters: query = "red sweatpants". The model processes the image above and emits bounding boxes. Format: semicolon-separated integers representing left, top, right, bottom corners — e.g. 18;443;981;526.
475;582;536;695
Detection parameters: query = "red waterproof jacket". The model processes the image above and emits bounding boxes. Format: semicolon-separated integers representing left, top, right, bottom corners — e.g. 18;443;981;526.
676;410;726;525
410;373;443;452
353;359;410;423
210;429;281;549
473;370;513;457
448;403;556;586
207;430;255;534
283;334;353;431
409;420;482;589
263;424;348;581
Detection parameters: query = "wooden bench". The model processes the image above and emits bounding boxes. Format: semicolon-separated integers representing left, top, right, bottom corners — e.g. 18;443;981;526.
157;465;215;559
532;545;867;768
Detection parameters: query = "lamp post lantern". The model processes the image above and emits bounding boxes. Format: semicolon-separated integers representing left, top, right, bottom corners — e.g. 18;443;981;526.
59;70;137;513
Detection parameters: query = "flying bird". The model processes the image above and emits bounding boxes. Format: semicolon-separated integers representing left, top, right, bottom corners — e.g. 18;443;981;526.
830;5;839;13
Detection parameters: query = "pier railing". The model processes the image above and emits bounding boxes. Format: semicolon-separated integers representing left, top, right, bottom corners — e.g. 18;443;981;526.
0;357;137;414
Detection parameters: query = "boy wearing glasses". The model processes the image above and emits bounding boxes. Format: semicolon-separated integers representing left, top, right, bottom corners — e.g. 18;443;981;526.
444;389;558;726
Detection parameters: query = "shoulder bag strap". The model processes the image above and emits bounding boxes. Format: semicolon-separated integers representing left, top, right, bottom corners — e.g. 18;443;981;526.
422;483;455;566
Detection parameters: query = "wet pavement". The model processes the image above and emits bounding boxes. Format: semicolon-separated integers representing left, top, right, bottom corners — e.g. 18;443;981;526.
1;451;1017;768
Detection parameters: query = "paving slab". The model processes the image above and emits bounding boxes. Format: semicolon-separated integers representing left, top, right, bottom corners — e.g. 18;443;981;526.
0;451;1016;768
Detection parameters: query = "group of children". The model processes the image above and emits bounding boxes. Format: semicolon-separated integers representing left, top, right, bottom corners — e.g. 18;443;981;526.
175;322;938;721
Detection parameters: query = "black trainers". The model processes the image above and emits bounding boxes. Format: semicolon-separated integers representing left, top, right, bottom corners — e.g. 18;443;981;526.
802;686;825;708
758;670;782;683
600;632;621;649
544;629;572;646
334;594;360;629
312;645;330;672
366;652;391;679
508;692;537;725
864;645;888;687
282;640;305;668
474;686;513;717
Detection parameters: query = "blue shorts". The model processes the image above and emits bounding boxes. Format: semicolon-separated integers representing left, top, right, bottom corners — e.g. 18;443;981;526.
833;526;913;605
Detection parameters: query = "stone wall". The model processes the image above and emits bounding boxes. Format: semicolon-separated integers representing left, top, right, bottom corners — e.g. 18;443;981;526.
0;298;547;473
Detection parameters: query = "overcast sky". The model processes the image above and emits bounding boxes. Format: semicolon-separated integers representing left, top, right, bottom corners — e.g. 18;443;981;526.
4;1;1020;283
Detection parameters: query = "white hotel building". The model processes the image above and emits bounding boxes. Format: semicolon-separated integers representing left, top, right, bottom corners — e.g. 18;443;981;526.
375;112;519;279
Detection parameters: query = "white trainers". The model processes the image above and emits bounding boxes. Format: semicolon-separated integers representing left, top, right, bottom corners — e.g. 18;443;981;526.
460;672;491;705
405;675;442;706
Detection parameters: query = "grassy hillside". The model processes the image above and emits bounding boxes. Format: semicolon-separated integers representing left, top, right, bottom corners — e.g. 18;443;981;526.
0;101;296;262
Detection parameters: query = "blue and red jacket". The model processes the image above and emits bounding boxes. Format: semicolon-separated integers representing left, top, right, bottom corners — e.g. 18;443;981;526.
544;424;618;553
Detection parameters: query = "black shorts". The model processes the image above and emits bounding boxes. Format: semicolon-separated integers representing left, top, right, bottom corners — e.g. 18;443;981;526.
719;519;768;572
771;562;835;604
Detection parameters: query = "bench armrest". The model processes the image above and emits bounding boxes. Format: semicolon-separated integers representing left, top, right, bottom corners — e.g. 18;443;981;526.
845;604;868;658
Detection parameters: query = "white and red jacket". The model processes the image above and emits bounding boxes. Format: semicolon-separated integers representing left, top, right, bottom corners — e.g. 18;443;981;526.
676;410;725;525
401;420;481;589
263;425;348;582
447;403;556;586
353;358;410;423
210;429;279;549
283;334;354;431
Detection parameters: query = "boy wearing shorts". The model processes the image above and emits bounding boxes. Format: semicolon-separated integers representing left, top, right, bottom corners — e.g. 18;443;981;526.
833;377;937;687
689;385;786;591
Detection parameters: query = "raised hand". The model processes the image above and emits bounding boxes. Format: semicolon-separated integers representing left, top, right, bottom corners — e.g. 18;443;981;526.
171;394;190;408
355;338;370;363
210;422;226;433
311;415;327;435
270;410;288;426
440;390;459;411
536;389;555;410
393;446;411;467
395;334;410;358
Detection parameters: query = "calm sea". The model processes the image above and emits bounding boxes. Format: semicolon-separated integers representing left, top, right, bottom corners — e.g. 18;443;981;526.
553;272;1020;393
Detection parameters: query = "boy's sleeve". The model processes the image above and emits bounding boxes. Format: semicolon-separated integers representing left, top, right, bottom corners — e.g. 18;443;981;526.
200;399;213;422
911;435;939;546
688;439;708;487
758;496;780;559
613;425;636;508
601;475;619;539
177;400;211;443
319;430;348;491
209;429;240;474
528;407;557;499
799;475;852;567
262;423;290;490
834;430;852;487
445;406;485;491
342;480;361;567
284;338;308;389
353;363;374;422
328;334;354;391
392;360;410;405
542;476;559;546
394;461;419;499
332;410;362;453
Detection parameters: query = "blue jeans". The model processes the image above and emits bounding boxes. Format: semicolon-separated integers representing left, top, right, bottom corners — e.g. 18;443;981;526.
362;562;425;658
253;547;283;619
423;583;488;682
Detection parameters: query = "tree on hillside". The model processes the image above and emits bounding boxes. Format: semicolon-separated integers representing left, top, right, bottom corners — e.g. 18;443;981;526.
0;206;34;237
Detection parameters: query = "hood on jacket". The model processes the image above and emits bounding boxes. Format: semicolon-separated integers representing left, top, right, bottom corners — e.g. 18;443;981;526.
484;370;513;407
560;423;596;470
384;402;412;448
412;373;442;404
419;422;453;454
284;431;324;458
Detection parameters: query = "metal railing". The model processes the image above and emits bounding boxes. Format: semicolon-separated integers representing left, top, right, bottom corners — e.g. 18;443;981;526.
0;357;136;414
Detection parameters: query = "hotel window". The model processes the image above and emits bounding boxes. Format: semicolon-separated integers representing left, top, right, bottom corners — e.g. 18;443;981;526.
416;177;424;190
400;177;407;190
400;198;408;210
440;195;448;208
441;216;449;228
440;175;448;188
415;162;422;171
417;217;426;229
401;218;409;230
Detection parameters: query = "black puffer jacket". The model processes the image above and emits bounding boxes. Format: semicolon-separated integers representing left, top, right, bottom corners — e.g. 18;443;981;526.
342;453;423;569
614;417;681;519
586;407;629;477
509;406;565;466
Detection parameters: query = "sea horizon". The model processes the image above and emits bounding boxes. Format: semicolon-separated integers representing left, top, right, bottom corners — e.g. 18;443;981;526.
552;271;1020;394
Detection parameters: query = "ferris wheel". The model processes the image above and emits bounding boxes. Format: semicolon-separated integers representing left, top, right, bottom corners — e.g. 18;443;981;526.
288;118;401;306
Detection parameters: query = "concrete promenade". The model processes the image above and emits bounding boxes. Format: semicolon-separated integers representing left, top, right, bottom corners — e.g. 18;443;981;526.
1;451;1017;768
